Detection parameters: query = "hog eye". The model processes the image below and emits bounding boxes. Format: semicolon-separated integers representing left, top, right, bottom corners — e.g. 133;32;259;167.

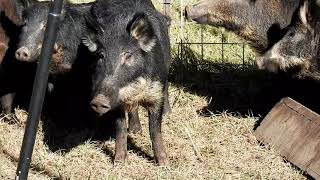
288;31;295;38
121;52;134;65
125;53;132;59
40;22;46;30
99;51;105;58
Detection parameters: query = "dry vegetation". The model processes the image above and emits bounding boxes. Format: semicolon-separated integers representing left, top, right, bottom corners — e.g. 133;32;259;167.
0;86;306;179
0;0;308;179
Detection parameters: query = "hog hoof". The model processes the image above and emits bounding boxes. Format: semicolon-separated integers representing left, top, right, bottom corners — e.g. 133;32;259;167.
163;105;172;115
114;153;127;165
157;157;170;167
1;105;12;114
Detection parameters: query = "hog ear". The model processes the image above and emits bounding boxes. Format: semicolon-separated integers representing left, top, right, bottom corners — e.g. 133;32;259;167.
299;1;313;27
13;0;34;24
81;15;104;52
128;13;156;52
82;36;98;53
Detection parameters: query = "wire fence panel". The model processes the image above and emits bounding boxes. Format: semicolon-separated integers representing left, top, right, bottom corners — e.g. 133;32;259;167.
43;0;256;66
160;0;256;67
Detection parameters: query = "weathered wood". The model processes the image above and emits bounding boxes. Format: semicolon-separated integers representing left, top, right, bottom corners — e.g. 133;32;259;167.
254;97;320;179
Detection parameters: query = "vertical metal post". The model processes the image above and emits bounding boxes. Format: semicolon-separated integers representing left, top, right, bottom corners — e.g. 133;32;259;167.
162;0;171;16
242;43;245;65
201;25;204;61
15;0;64;179
179;0;183;60
221;34;224;62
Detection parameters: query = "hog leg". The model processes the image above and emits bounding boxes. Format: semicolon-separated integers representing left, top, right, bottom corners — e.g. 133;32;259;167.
114;109;127;164
128;108;142;134
0;24;9;64
1;93;15;114
148;100;169;166
0;43;8;64
163;82;171;114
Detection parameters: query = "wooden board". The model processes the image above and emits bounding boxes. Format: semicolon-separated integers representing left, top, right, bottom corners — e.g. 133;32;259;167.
254;97;320;179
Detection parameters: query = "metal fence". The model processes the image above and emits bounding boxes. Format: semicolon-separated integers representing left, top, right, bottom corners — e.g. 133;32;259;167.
161;0;254;66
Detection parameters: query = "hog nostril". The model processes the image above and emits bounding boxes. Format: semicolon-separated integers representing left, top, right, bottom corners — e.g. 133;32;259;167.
90;102;98;109
100;103;110;110
22;52;28;58
15;51;20;58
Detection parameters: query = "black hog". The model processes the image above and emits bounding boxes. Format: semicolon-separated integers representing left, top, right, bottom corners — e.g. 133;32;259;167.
257;0;320;76
185;0;303;54
12;0;98;123
83;0;171;166
15;0;93;74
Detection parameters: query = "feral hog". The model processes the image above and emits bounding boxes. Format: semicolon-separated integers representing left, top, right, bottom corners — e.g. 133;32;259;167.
83;0;171;166
185;0;303;54
257;0;320;77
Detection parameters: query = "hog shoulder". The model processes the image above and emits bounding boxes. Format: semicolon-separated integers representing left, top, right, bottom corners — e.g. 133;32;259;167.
186;0;302;53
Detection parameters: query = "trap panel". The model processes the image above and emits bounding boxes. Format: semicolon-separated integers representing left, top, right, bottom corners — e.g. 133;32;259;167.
254;97;320;179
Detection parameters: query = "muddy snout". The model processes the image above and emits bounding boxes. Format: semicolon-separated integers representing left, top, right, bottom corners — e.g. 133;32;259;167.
90;94;111;116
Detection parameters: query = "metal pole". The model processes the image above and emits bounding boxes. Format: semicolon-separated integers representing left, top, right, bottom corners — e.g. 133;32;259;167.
15;0;64;179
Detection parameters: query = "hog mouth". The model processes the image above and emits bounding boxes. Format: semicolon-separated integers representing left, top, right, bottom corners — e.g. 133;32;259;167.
257;55;309;73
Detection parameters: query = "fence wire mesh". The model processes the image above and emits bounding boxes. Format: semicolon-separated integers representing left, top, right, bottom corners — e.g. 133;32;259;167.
160;0;256;67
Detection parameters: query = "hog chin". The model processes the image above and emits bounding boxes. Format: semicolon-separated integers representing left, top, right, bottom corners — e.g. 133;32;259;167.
257;56;307;73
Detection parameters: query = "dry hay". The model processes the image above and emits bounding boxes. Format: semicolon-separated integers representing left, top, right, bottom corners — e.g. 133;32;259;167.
0;85;306;179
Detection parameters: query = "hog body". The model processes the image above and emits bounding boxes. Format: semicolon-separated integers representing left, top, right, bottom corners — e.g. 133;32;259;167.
84;0;171;165
0;0;35;114
257;0;320;76
12;0;95;114
185;0;303;54
15;1;93;74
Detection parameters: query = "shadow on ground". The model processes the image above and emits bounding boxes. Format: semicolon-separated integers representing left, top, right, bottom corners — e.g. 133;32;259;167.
170;45;320;118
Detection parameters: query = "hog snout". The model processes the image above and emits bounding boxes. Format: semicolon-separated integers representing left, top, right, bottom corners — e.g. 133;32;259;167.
256;57;279;73
15;47;31;61
90;94;111;116
184;6;191;19
184;5;208;23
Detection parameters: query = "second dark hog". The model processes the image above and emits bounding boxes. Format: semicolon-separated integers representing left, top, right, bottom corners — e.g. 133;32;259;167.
185;0;303;54
15;0;93;74
257;0;320;76
12;0;98;125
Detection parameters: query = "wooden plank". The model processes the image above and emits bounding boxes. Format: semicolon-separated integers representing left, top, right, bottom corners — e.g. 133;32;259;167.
254;97;320;179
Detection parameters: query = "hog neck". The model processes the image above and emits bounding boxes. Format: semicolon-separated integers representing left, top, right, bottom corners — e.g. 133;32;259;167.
118;77;163;111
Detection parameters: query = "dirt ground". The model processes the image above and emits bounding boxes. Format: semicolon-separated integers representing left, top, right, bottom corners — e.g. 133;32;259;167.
0;85;306;180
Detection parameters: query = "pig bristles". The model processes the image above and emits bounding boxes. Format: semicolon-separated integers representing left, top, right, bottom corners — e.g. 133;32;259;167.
119;77;163;110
